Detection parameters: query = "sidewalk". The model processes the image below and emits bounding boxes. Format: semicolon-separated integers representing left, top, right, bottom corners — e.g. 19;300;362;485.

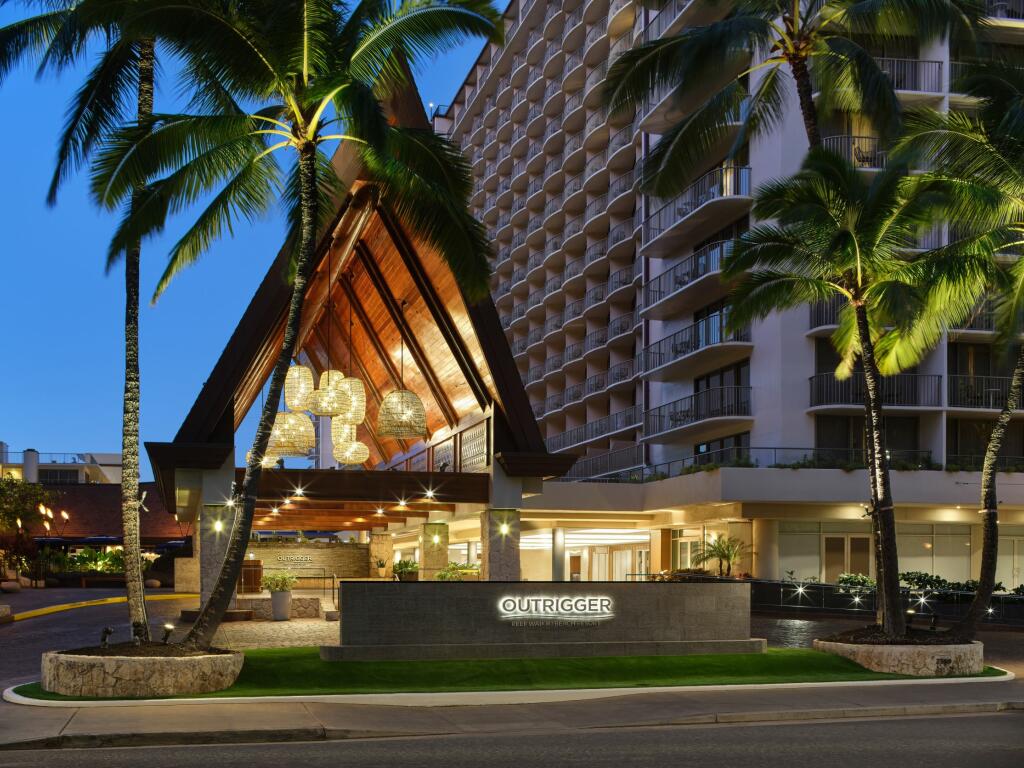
2;677;1021;750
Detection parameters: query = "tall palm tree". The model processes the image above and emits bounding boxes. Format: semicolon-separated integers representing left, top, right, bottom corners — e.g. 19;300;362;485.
91;0;499;649
602;0;983;197
0;0;160;641
722;148;996;637
893;58;1024;640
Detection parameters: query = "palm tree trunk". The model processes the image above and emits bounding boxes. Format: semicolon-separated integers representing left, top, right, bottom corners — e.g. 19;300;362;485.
863;417;886;625
951;344;1024;641
122;37;155;643
854;303;905;638
184;145;321;649
788;55;822;148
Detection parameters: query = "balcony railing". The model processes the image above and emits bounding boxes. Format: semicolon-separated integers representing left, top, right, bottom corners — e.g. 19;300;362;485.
876;57;943;93
643;167;752;246
809;295;843;328
644;386;752;438
564;444;645;480
546;405;643;452
643;313;751;371
644;240;728;307
822;135;887;169
948;375;1023;409
641;0;694;44
953;303;996;332
809;373;942;408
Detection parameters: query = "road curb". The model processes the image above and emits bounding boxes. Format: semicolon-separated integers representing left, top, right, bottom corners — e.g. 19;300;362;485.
1;701;1022;750
3;667;1015;708
10;593;197;622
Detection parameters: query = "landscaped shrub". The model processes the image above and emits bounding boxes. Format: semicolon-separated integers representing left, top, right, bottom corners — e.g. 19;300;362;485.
836;572;875;590
435;562;465;581
261;572;298;592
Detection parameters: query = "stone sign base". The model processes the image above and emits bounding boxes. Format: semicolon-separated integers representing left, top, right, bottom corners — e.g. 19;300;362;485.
321;638;766;661
813;639;984;677
235;595;322;620
322;581;764;662
41;650;244;698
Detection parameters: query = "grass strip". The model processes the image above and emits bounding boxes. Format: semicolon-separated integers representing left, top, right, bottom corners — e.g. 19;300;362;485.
12;648;1006;701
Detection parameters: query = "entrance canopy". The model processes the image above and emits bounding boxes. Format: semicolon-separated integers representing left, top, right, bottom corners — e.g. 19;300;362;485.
147;146;573;522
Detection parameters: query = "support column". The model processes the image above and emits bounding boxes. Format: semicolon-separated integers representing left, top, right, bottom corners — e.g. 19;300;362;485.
22;449;39;483
649;529;672;575
419;522;449;581
752;519;779;581
551;527;566;581
479;508;520;581
467;541;478;566
196;458;237;603
369;532;393;579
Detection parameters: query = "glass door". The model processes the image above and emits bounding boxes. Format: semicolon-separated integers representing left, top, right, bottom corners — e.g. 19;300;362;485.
822;534;874;584
997;538;1024;590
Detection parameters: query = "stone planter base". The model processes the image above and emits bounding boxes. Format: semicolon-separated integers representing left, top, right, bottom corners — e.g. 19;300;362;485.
813;639;984;677
41;650;244;698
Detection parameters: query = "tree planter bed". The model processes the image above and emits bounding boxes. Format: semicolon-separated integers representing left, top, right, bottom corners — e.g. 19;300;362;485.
41;644;243;698
813;639;983;676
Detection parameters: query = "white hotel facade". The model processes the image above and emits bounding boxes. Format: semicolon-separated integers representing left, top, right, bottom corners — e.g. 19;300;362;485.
416;0;1024;588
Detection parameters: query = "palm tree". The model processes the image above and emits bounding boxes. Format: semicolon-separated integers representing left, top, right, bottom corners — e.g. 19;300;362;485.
722;148;997;637
0;0;161;641
893;58;1024;640
602;0;982;197
91;0;499;649
691;536;752;577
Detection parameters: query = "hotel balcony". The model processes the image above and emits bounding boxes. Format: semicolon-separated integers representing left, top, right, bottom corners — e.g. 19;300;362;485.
807;295;844;334
950;303;997;337
643;386;753;442
808;373;942;411
563;444;645;481
545;405;643;453
643;314;752;381
821;135;887;170
948;374;1024;411
640;166;752;258
642;239;729;319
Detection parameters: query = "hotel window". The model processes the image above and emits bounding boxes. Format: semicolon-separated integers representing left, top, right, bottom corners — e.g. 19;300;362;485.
694;360;750;392
39;469;79;485
694;431;749;464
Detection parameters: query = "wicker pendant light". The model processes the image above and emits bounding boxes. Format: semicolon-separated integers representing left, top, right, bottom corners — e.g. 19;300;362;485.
335;276;367;425
331;421;370;465
378;301;427;439
270;410;315;456
284;365;314;411
309;370;352;417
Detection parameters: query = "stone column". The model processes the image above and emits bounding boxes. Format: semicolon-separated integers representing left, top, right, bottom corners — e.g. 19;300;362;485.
369;532;393;579
467;541;478;566
479;509;520;581
551;528;566;581
649;529;672;574
419;522;449;581
752;519;779;580
198;458;237;603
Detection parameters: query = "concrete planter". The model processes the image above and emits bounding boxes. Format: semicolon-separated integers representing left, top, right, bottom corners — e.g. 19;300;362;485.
41;650;244;698
270;590;292;621
813;639;984;676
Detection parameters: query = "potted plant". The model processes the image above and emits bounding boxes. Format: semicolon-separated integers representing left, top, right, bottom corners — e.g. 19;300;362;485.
261;572;298;621
392;559;419;582
375;558;388;578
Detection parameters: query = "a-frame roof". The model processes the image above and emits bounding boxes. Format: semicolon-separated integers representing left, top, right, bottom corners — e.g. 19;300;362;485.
147;102;574;502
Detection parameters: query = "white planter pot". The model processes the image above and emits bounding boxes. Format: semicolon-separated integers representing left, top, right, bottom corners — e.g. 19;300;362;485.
270;590;292;621
377;567;386;578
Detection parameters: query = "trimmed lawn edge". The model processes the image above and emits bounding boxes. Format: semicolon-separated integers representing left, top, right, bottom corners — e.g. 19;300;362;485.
10;648;1008;702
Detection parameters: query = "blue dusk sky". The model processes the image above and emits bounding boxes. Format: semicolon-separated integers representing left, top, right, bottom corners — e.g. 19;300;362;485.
0;7;485;480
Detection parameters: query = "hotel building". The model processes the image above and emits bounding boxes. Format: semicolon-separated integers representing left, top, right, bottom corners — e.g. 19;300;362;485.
423;0;1024;588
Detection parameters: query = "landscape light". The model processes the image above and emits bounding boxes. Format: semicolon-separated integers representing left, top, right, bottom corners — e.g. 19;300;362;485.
161;624;174;644
795;585;806;597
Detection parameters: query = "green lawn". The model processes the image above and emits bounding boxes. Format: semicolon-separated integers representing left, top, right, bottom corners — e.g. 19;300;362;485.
13;648;1006;701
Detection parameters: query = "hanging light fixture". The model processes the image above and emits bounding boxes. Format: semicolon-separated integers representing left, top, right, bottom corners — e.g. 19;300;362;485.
269;410;315;456
378;301;427;439
331;421;370;465
284;365;314;411
335;275;367;425
308;244;352;417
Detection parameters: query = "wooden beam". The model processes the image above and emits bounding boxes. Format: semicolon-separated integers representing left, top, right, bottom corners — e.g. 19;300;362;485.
377;206;490;411
355;244;459;428
240;468;490;504
341;274;405;388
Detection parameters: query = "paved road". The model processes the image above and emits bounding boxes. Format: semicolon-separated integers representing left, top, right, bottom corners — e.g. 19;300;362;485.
1;713;1021;768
